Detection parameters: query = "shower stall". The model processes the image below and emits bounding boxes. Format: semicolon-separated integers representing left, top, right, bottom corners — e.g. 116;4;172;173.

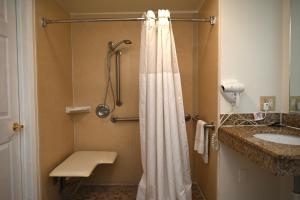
35;0;219;199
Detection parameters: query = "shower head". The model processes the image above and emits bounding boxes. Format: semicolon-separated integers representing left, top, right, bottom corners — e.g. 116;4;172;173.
108;40;132;51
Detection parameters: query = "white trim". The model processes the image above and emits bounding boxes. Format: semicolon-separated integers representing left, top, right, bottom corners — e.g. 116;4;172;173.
16;0;40;199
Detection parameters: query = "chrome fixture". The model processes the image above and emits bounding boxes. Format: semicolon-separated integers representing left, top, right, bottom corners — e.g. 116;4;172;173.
111;113;192;123
110;114;215;129
108;40;132;52
192;115;215;130
95;44;115;118
108;40;132;107
96;40;132;118
41;16;217;28
115;50;122;106
111;116;140;123
204;123;215;130
95;104;110;118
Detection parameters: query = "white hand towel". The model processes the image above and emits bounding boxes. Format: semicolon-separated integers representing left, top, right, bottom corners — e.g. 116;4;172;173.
194;120;209;164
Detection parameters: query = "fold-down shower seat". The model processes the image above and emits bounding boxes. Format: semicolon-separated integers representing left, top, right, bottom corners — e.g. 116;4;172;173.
49;151;118;192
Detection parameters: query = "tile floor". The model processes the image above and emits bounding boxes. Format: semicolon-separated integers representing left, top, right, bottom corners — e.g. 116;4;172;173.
71;184;205;200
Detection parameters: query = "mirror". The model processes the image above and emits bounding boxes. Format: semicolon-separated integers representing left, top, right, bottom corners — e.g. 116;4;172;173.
289;0;300;112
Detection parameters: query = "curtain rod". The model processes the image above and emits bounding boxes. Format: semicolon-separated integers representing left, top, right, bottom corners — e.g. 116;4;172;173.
41;16;216;28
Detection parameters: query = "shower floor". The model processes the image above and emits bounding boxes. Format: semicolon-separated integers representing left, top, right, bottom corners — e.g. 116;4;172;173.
71;184;205;200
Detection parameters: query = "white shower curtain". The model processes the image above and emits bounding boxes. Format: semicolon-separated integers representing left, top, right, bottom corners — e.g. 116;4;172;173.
137;10;192;200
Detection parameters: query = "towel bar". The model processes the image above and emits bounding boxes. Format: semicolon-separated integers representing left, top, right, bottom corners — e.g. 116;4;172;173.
204;123;215;130
192;115;215;130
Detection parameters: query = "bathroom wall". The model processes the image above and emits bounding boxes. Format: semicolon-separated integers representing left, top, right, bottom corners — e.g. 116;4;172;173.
35;0;74;199
194;0;219;199
71;16;196;184
220;0;284;114
218;1;293;199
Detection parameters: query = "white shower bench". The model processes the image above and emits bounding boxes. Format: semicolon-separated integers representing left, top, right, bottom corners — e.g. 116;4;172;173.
49;151;118;192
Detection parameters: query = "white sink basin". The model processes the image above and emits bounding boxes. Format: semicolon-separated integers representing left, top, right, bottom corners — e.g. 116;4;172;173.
254;133;300;145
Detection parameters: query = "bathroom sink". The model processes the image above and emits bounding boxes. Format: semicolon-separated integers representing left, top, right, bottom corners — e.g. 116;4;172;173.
254;133;300;145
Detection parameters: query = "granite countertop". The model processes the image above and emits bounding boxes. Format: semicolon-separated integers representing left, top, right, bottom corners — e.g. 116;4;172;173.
218;126;300;176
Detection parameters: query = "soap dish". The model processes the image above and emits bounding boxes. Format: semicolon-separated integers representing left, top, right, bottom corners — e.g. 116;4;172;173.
66;106;91;114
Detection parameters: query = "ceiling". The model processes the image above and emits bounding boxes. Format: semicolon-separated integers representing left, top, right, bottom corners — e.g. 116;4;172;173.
55;0;204;14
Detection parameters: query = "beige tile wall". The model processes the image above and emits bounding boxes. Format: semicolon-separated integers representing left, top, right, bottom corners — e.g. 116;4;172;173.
35;0;74;199
194;0;219;199
71;20;196;184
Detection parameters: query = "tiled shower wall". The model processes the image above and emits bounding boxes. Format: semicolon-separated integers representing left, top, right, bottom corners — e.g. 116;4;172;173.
35;0;73;199
71;16;198;184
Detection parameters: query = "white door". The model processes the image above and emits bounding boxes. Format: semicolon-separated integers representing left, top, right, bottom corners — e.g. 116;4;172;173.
0;0;23;199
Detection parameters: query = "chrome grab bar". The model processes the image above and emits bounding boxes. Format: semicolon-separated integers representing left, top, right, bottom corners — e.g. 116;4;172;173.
111;113;192;123
111;116;139;122
115;50;122;106
110;114;215;130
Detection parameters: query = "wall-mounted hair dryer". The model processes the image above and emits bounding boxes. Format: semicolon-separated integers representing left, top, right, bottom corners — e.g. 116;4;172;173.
220;79;245;107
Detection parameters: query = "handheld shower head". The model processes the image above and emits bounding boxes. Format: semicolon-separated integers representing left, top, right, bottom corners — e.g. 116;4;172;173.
108;40;132;51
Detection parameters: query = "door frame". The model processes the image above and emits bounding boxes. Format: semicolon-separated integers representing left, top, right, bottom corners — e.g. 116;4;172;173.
15;0;40;199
